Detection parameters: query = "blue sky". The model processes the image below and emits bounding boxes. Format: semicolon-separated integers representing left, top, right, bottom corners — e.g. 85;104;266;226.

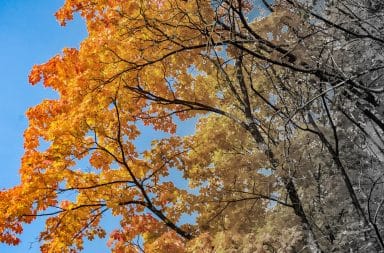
0;1;197;252
0;0;91;251
0;0;87;187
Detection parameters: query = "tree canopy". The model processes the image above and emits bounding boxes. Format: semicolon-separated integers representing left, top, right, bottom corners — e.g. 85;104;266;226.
2;0;384;252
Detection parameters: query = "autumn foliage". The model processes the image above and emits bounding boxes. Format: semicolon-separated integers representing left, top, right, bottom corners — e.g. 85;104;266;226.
2;0;384;252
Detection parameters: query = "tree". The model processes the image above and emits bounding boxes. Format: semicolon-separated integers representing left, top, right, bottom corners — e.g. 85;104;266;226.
1;0;384;252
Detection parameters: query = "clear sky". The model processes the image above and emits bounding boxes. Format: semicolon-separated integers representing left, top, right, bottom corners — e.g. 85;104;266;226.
0;1;197;252
0;0;96;251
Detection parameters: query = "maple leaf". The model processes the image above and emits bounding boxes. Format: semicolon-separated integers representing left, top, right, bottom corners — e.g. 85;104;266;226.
3;0;384;252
